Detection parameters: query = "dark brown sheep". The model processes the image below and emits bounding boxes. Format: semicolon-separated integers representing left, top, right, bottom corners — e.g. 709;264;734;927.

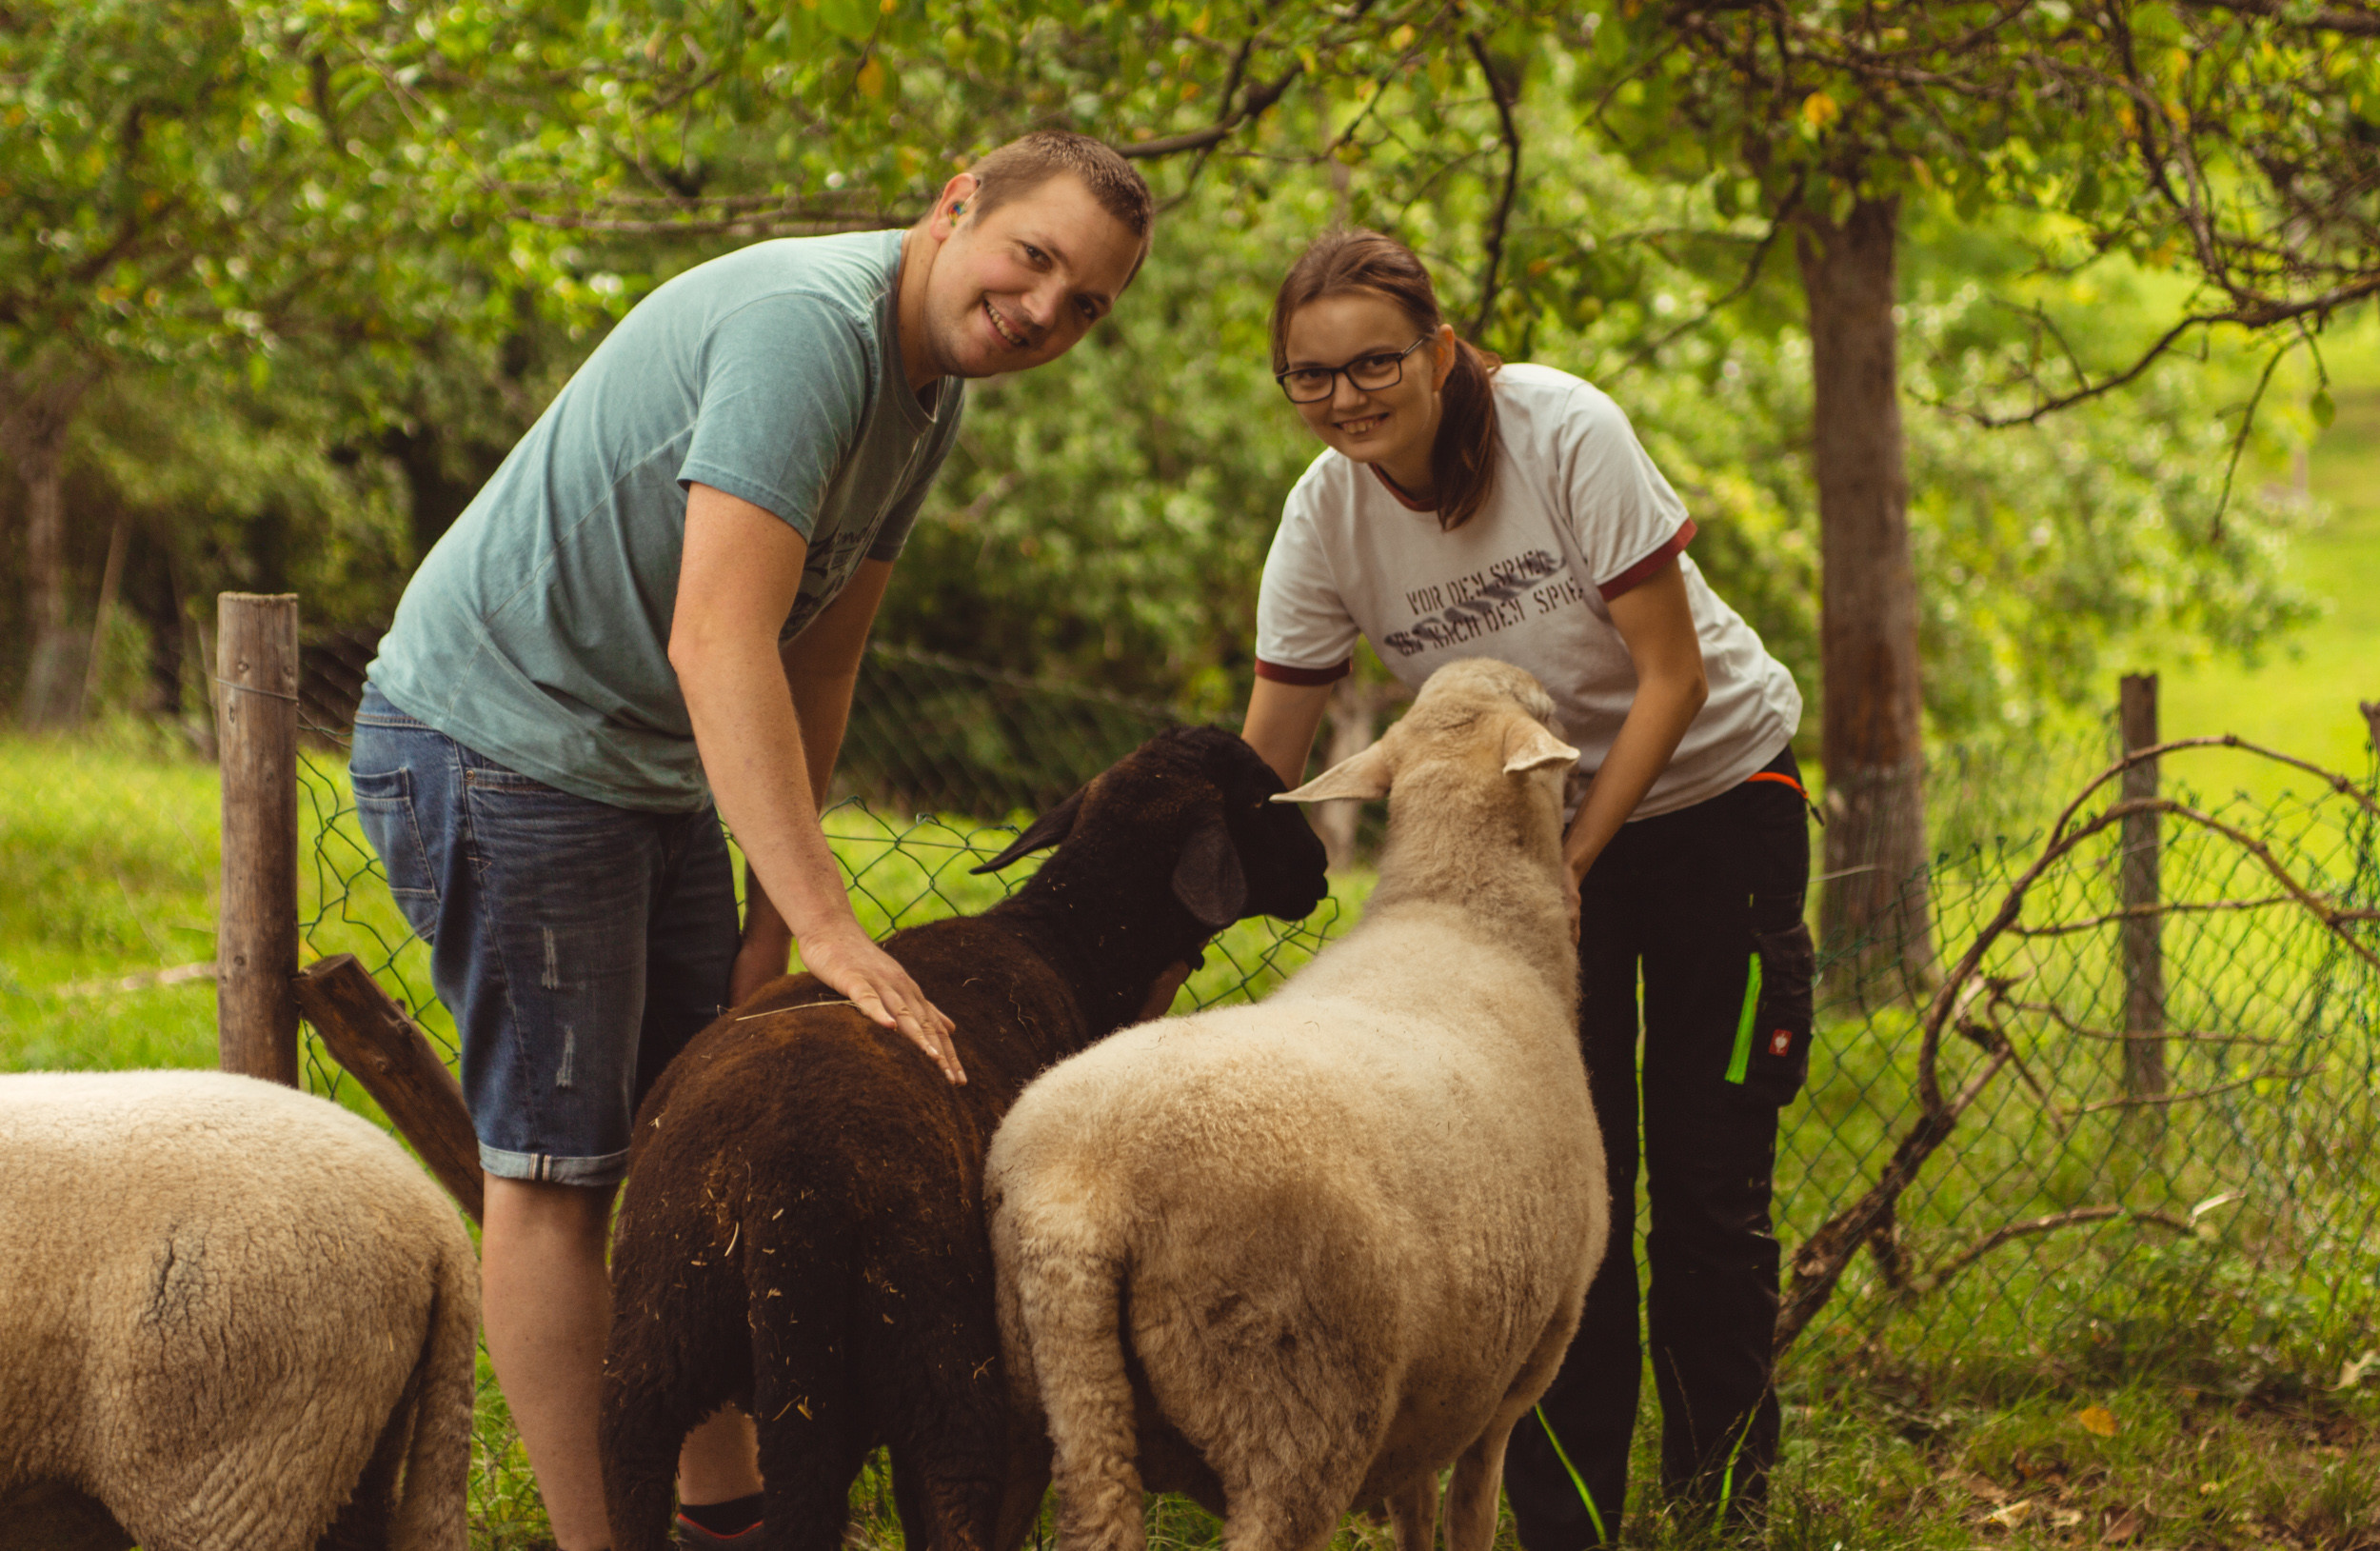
598;726;1329;1551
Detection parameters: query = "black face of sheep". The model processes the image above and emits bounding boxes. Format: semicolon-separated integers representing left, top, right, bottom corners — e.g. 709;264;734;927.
599;726;1327;1551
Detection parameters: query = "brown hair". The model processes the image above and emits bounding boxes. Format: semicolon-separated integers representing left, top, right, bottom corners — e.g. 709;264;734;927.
962;130;1155;260
1269;229;1502;531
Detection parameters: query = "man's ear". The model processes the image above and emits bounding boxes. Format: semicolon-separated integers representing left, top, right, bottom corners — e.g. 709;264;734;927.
1275;742;1392;805
1171;809;1248;929
1500;717;1580;775
971;783;1086;873
928;170;981;239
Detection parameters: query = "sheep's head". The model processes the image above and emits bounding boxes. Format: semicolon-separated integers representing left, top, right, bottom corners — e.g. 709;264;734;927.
971;726;1330;930
1275;657;1577;817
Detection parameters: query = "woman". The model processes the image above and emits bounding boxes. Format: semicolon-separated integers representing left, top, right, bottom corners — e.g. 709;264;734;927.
1239;229;1813;1548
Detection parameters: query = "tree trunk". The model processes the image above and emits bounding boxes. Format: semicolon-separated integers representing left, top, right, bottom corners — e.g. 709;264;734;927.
1796;197;1934;994
1;365;96;729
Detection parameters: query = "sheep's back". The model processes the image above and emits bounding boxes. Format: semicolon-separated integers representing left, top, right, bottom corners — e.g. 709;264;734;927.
992;965;1598;1378
0;1070;476;1527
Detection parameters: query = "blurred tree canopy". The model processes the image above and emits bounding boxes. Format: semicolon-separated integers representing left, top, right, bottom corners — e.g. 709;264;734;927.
3;1;2368;880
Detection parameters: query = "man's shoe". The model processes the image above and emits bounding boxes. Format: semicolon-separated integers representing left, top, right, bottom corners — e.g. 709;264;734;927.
672;1512;764;1549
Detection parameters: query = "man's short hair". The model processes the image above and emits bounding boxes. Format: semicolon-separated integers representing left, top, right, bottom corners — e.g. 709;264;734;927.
964;130;1154;248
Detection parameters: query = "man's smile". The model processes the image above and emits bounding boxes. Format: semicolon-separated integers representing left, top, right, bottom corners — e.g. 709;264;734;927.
983;298;1029;348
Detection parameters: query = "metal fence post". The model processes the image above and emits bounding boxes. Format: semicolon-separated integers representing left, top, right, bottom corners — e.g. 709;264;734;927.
2119;673;2166;1099
217;592;301;1086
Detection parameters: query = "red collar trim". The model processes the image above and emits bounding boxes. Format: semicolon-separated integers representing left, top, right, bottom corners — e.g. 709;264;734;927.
1368;463;1438;512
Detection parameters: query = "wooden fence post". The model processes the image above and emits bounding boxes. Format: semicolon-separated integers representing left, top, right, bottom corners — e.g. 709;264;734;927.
294;955;486;1223
2119;673;2166;1099
217;592;301;1086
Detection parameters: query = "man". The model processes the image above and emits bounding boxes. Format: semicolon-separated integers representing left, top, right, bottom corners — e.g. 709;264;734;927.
349;130;1152;1549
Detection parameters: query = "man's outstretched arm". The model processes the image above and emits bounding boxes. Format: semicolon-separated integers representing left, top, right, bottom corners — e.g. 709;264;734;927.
670;482;963;1084
728;549;888;1004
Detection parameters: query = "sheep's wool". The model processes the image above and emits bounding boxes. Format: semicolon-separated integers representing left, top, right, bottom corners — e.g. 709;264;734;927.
0;1069;479;1551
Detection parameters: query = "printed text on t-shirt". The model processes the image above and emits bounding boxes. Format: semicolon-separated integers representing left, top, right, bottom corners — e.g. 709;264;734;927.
1381;548;1586;658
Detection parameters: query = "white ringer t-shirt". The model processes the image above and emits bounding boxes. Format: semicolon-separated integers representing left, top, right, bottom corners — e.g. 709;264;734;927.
1254;364;1802;820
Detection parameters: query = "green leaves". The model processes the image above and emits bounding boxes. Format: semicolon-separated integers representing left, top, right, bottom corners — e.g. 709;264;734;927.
817;0;876;43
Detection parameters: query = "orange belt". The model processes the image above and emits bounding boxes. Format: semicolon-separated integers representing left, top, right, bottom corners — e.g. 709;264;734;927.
1743;769;1808;801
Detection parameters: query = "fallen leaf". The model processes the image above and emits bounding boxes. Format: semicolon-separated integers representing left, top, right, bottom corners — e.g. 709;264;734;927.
2334;1349;2378;1389
2076;1404;2120;1438
2104;1505;2148;1543
1984;1500;2035;1530
1953;1468;2013;1504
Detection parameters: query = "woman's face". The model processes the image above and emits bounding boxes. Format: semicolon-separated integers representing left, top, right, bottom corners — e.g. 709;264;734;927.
1279;291;1454;479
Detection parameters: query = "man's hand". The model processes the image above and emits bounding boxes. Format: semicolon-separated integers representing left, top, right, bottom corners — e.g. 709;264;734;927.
797;920;964;1084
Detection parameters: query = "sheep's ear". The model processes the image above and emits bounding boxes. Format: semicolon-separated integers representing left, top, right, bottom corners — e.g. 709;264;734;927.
1501;718;1580;776
970;785;1087;873
1273;743;1392;804
1171;808;1248;928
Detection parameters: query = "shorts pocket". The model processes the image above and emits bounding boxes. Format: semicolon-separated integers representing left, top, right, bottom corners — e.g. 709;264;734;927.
1728;920;1815;1105
351;766;441;938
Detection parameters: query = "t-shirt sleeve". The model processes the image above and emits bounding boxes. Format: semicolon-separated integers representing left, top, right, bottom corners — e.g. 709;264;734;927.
1559;385;1696;601
1254;499;1358;686
677;292;870;540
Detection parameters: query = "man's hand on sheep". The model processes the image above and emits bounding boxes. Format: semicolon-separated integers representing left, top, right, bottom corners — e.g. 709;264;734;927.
799;918;966;1084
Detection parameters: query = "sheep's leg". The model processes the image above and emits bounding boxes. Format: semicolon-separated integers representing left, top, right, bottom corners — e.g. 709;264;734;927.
1445;1425;1517;1551
747;1343;867;1551
1385;1471;1440;1551
1215;1446;1370;1551
600;1270;754;1551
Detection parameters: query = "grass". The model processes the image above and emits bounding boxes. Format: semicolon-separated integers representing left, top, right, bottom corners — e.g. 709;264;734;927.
2159;351;2380;801
6;720;2378;1548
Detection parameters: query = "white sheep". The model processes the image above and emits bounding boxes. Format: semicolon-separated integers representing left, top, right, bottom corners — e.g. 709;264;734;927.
986;657;1610;1551
0;1069;481;1551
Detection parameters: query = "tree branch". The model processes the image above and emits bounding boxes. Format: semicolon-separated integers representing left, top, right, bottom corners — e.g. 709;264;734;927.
1117;62;1303;160
1466;33;1522;340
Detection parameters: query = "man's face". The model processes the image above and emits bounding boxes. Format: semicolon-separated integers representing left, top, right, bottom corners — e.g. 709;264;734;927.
915;174;1144;379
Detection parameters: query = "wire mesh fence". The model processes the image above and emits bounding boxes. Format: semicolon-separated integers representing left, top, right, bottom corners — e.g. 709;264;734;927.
1778;731;2380;1385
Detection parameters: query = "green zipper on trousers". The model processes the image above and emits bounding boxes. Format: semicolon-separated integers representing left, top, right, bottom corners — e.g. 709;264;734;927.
1726;949;1761;1084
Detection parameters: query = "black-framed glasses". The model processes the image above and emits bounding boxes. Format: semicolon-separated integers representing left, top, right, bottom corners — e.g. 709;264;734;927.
1274;335;1434;404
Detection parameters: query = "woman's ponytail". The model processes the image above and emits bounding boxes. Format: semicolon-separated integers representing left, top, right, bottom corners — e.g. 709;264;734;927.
1271;229;1502;532
1430;336;1502;532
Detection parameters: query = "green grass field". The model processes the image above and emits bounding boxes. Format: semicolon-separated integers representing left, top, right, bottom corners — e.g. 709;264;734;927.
2159;357;2380;802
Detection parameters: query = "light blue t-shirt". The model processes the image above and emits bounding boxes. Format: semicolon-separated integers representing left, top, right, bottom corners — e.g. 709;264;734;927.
368;229;964;811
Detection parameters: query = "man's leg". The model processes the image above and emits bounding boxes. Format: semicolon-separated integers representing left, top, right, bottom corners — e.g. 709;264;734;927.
483;1178;622;1551
1503;825;1650;1551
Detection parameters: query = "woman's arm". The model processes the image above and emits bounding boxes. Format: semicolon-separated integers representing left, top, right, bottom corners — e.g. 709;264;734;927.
1240;677;1337;789
1561;559;1709;907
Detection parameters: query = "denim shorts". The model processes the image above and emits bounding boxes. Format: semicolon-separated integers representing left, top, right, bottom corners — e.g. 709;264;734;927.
348;684;739;1186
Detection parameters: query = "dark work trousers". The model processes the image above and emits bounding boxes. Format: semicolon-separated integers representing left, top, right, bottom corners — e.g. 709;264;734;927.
1505;746;1814;1550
